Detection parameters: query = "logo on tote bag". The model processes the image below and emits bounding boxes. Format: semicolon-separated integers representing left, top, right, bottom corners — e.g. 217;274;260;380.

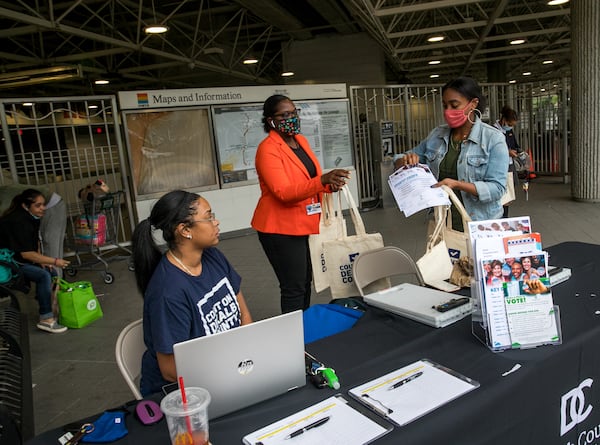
87;300;97;311
339;252;360;284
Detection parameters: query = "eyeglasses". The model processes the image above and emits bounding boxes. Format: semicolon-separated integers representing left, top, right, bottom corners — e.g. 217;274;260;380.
273;109;301;119
190;212;217;223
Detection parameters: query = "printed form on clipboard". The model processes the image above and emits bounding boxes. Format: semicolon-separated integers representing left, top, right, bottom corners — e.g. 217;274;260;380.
349;359;479;427
242;395;392;445
388;163;450;217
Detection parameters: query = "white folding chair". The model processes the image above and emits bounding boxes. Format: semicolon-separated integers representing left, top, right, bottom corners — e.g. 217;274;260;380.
353;246;425;296
115;319;145;400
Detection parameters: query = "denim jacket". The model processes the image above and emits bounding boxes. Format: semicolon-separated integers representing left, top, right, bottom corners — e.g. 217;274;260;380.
396;118;508;221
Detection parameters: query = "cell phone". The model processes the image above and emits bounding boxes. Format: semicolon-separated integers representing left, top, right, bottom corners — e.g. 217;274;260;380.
549;267;563;277
161;382;179;396
433;297;470;313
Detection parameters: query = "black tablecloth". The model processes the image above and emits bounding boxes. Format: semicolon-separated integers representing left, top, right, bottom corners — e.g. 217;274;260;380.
27;242;600;445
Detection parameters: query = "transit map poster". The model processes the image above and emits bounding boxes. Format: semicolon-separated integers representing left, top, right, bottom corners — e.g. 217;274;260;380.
212;99;353;185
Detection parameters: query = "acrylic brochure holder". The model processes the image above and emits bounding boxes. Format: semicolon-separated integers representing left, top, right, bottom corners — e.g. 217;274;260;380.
467;216;563;353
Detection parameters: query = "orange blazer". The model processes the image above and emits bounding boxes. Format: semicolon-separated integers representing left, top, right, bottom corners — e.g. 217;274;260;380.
251;130;329;235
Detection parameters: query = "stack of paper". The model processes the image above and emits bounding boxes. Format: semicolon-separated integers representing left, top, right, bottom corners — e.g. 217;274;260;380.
387;164;450;217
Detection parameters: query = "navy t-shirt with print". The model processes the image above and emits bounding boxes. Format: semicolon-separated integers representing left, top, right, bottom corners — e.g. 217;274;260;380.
140;247;242;396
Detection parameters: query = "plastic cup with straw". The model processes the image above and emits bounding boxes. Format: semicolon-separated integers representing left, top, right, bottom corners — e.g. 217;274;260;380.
161;377;211;445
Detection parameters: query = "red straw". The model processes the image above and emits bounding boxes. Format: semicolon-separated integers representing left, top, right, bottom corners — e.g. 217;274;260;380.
178;376;194;440
178;376;188;403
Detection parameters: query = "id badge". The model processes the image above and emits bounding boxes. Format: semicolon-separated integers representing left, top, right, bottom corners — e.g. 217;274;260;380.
306;202;322;215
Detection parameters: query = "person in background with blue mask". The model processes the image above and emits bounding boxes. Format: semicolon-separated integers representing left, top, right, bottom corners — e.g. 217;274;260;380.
0;189;70;333
394;77;508;229
494;105;520;217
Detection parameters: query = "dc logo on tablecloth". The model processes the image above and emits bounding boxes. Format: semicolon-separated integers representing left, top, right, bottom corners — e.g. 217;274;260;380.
561;378;593;436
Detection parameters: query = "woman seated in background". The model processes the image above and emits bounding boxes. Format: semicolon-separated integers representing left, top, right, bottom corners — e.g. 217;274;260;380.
132;190;252;396
0;189;70;333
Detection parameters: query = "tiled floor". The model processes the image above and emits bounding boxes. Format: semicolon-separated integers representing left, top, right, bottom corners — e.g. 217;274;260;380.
19;178;600;436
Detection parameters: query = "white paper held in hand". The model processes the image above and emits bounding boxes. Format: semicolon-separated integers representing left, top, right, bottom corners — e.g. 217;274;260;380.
388;164;450;217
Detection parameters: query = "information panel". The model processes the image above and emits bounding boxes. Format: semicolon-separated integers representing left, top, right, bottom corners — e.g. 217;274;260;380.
212;99;353;186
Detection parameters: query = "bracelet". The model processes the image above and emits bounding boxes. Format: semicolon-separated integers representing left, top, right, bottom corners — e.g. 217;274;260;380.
54;258;58;266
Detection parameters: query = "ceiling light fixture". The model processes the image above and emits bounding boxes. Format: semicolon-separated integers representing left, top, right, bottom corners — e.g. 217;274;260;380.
548;0;569;5
281;71;295;77
509;80;517;84
144;0;168;34
144;25;168;34
427;35;445;42
430;74;440;78
543;60;554;64
522;72;532;76
243;57;259;65
428;60;441;65
22;102;33;106
95;79;110;85
510;39;526;45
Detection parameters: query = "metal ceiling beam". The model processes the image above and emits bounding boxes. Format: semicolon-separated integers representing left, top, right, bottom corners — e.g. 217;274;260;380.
0;5;271;84
374;0;486;17
233;0;312;40
387;9;569;40
395;39;479;54
461;0;510;74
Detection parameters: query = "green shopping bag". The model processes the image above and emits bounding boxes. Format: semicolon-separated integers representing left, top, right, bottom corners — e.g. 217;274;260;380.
56;279;103;328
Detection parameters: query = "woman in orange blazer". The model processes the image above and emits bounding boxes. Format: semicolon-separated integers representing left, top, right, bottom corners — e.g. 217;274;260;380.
252;95;350;313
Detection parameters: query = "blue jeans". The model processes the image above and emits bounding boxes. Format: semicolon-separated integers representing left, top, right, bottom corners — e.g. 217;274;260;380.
20;263;56;319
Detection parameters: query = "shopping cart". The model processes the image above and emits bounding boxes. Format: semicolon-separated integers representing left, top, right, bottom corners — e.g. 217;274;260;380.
65;191;131;284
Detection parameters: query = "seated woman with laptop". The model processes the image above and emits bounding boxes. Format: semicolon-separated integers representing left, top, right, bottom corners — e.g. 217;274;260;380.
132;190;253;396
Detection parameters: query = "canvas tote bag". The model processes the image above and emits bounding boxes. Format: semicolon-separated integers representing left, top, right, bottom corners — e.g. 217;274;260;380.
416;205;460;292
322;186;386;298
500;171;516;206
309;192;347;292
431;185;472;263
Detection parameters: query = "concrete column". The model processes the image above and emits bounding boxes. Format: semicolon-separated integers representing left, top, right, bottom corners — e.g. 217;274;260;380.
571;0;600;202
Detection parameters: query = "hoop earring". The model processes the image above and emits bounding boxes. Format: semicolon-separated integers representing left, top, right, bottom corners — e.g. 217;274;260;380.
468;108;482;124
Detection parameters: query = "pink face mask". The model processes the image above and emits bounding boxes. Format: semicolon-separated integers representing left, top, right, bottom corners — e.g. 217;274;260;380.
444;101;474;128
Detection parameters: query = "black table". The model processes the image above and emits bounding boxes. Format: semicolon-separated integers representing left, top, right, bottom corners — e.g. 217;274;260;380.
27;242;600;445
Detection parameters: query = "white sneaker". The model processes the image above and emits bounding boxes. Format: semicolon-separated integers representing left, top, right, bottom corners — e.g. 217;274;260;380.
37;320;68;333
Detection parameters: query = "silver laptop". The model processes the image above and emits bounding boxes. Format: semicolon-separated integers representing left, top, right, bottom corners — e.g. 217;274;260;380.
363;283;473;328
173;310;306;419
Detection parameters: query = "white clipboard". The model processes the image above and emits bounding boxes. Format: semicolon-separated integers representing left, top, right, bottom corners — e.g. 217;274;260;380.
348;359;479;427
242;394;393;445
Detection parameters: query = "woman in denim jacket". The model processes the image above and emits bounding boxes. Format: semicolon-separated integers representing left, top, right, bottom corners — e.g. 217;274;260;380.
394;77;508;227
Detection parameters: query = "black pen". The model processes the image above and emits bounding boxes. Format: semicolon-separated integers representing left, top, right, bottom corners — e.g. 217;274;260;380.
284;416;330;440
388;371;423;390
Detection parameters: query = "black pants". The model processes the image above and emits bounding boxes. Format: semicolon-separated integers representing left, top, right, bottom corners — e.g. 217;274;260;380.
258;232;312;313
